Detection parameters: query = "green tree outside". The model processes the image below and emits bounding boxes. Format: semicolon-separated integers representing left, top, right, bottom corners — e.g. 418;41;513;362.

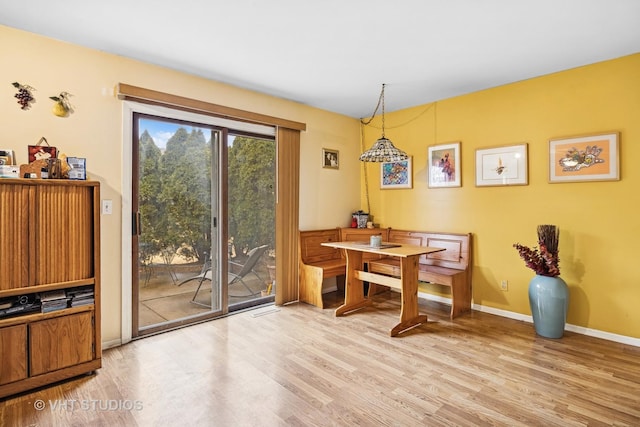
138;125;274;265
228;136;276;253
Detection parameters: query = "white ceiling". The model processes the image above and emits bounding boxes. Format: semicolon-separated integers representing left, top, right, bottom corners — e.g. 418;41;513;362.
2;0;639;118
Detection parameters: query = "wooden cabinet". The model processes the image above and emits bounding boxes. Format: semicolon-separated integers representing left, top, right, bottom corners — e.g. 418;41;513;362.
0;179;100;398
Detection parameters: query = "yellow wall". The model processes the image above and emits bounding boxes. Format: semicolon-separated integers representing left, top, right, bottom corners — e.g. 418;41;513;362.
3;23;638;342
0;25;362;344
362;53;640;338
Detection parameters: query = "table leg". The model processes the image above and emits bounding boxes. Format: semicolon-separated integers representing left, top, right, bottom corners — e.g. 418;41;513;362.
335;249;372;316
390;255;427;336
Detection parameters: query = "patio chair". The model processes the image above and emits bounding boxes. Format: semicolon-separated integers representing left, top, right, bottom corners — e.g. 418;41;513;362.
179;245;269;306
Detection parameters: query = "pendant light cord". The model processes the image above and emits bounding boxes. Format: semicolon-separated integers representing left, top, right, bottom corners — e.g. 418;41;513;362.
358;84;387;216
360;84;385;127
360;123;371;214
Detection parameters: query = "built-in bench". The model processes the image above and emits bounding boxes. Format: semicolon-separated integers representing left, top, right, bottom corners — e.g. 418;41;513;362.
367;230;472;319
298;228;345;309
298;227;388;308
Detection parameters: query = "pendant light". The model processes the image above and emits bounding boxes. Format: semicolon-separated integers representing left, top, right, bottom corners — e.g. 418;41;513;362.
359;83;408;162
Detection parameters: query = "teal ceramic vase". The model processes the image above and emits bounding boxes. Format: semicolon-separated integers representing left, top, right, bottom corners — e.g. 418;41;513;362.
528;275;569;338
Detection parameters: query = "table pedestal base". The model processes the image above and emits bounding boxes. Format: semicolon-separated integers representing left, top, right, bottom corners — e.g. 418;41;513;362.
390;314;428;337
335;299;373;316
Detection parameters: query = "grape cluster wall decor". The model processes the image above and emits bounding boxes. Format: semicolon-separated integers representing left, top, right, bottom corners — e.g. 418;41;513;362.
12;82;35;110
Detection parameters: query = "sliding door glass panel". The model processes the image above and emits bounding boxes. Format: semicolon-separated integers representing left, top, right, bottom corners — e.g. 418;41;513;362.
134;114;221;335
227;134;276;311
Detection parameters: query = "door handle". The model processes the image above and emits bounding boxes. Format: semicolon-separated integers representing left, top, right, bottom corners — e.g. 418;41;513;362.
132;211;141;235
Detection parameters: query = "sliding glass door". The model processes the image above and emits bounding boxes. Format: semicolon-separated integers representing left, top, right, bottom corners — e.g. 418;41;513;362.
131;113;276;337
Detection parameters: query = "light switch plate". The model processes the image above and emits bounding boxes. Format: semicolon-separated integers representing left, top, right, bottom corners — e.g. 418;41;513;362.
102;199;113;215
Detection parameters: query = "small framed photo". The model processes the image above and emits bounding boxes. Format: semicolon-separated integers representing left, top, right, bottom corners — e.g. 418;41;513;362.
0;149;15;165
475;143;528;186
28;144;57;163
381;157;412;189
549;132;620;183
322;148;339;169
67;157;87;180
428;142;461;188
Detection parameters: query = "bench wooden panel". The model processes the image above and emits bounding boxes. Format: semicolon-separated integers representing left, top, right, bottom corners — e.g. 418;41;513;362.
299;228;346;308
368;230;472;319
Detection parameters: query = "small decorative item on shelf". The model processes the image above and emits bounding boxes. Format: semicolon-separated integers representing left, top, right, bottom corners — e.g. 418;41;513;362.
352;210;369;229
0;149;15;165
19;159;48;179
57;153;72;178
12;82;36;110
28;137;57;163
66;156;86;180
50;92;73;117
514;224;569;339
0;164;19;178
47;158;63;179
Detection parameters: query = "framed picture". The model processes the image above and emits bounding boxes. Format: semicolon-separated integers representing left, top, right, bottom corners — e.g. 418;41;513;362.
0;149;15;165
381;157;412;189
322;148;339;169
28;144;57;163
428;142;461;188
475;143;528;186
549;132;620;183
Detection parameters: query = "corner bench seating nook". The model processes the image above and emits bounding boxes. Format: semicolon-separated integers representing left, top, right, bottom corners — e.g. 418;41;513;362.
298;227;472;318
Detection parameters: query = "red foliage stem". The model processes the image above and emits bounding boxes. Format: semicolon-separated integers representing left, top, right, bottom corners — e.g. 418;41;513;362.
513;241;560;277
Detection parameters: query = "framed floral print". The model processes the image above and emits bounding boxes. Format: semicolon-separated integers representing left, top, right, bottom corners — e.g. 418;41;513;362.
475;143;528;186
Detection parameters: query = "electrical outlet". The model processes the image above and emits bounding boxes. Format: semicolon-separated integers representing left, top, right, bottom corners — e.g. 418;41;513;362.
500;280;508;291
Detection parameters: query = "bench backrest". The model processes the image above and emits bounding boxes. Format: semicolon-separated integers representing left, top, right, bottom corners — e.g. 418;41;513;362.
299;228;342;264
339;227;390;243
340;227;390;261
388;229;471;271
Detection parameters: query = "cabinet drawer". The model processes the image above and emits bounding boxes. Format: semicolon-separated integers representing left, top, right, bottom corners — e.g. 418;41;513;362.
29;311;94;376
0;324;28;385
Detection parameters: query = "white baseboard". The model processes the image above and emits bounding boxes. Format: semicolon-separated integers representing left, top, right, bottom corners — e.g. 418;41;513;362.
323;284;339;294
102;339;123;350
417;291;640;347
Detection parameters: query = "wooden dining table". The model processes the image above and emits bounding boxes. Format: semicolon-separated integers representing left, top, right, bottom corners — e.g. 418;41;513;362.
321;241;445;336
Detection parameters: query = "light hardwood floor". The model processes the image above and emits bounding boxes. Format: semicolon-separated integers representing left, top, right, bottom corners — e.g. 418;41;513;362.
2;291;639;426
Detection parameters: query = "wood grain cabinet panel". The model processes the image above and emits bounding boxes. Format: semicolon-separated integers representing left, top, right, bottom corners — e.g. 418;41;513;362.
29;311;94;376
0;184;31;291
0;325;28;385
32;185;95;285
